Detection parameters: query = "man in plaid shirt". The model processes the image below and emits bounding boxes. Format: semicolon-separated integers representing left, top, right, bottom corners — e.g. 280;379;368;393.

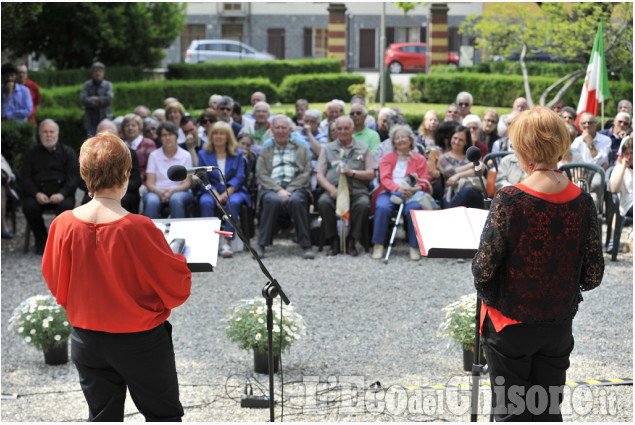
255;115;314;259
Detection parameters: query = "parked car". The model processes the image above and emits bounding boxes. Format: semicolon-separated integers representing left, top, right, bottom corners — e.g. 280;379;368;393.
384;42;459;73
184;39;275;64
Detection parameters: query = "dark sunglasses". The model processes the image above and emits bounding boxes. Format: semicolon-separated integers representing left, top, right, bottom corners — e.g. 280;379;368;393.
447;110;459;114
219;107;232;112
200;119;214;125
484;119;497;124
458;102;470;107
616;120;629;125
350;111;363;116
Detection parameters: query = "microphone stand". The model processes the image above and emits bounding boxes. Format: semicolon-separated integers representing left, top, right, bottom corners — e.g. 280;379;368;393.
197;170;288;422
470;160;492;422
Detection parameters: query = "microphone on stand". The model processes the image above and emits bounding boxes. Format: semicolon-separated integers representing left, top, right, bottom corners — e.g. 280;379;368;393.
167;165;219;181
466;146;491;210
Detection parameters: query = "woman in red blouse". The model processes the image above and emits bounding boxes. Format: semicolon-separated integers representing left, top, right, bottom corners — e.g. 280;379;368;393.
42;132;192;421
472;107;604;421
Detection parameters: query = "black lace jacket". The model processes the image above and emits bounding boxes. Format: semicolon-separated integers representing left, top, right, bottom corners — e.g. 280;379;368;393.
472;185;604;323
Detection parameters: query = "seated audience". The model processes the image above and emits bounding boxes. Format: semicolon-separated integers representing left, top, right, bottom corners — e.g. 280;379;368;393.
152;108;166;123
415;110;441;152
491;111;521;153
481;109;500;153
198;122;250;259
570;112;612;170
463;114;488;159
605;100;633;129
21;119;79;254
293;109;327;191
237;133;258;199
495;151;527;190
208;94;222;111
217;96;242;138
374;114;409;164
351;94;377;130
255;116;314;259
318;100;346;134
372;125;432;262
456;91;474;120
560;106;578;129
558;123;585;167
443;103;460;122
179;115;202;167
551;101;566;115
143;122;193;219
197;108;219;145
607;137;633;251
143;117;160;143
316;116;375;256
498;97;529;138
134;105;150;119
165;101;188;145
600;112;631;165
350;103;381;154
122;114;156;183
438;125;485;209
243;91;267;120
292;98;308;129
240;101;273;154
375;107;396;141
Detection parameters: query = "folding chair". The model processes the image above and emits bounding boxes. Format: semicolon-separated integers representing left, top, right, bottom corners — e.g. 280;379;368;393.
605;166;633;261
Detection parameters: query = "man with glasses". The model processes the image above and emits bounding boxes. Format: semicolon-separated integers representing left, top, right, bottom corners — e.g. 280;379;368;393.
350;103;381;154
217;96;242;138
570;112;611;170
456;91;473;120
244;91;267;120
255;115;314;260
601;112;632;165
443;103;461;122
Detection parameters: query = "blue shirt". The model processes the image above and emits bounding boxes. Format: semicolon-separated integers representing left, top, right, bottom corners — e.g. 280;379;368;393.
1;83;33;123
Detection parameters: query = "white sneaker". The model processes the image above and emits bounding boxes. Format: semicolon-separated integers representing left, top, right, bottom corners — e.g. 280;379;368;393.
221;244;233;258
409;246;421;261
372;244;384;260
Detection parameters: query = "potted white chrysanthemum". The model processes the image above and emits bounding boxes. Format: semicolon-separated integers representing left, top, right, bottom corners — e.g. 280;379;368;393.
439;292;485;371
8;294;72;365
225;297;306;373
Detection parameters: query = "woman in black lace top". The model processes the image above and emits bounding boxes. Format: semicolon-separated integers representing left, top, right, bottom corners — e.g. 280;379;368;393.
472;107;604;421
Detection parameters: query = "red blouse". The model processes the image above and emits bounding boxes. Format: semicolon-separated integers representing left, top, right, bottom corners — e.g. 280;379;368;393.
42;211;192;333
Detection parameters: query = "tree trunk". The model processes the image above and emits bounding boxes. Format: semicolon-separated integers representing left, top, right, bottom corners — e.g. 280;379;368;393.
540;68;585;107
519;45;534;108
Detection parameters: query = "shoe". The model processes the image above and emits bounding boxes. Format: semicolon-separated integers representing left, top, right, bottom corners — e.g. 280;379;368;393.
346;244;359;257
255;245;265;258
606;240;614;253
221;244;233;258
372;244;384;260
390;194;404;205
302;248;314;259
1;230;13;239
409;246;421;261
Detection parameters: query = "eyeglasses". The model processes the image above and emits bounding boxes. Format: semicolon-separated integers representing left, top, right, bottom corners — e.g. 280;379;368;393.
467;126;479;130
219;107;231;112
200;119;214;125
616;120;629;125
350;111;363;116
458;102;470;107
484;119;497;124
447;110;459;114
580;121;597;126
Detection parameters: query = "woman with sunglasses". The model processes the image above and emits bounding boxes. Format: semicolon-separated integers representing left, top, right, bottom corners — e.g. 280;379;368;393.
197;108;219;145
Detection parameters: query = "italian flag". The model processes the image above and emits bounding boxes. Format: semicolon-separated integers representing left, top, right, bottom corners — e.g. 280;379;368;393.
575;18;610;128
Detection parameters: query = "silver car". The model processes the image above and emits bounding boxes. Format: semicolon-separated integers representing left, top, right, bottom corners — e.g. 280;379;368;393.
184;39;275;63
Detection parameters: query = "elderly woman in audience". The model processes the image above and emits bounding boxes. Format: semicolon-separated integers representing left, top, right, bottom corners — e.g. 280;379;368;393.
463;114;488;158
165;101;188;145
372;125;432;262
293;98;309;129
560;106;578;130
481;109;500;152
197;121;250;259
152;108;166;124
416;110;441;152
122;113;157;183
240;101;272;154
197;108;219;146
438;125;485;208
143;122;194;219
143;117;160;144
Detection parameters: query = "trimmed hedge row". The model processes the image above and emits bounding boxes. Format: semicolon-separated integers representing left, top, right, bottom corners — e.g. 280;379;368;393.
40;78;279;112
1;121;37;176
411;73;632;116
28;66;146;88
278;73;365;103
167;58;343;85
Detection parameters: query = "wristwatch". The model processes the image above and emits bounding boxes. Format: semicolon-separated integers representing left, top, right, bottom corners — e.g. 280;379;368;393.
352;171;356;178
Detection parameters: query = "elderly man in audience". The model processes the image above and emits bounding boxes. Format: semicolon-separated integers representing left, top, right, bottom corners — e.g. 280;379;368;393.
179;115;203;167
153;108;166;124
570;112;612;170
244;91;267;120
456;92;473;120
255;115;314;260
208;94;223;112
351;94;377;130
495;150;528;190
217;96;242;138
292;109;328;191
316;116;375;257
600;112;631;165
350;103;381;154
240;101;273;154
80;62;113;137
134;105;151;119
498;97;529;138
443;103;461;122
462;114;489;158
319;100;346;134
21;119;80;254
292;98;309;129
375;107;396;141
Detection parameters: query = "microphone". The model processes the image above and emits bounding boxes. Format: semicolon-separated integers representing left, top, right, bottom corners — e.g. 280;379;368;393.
167;165;219;181
466;146;482;170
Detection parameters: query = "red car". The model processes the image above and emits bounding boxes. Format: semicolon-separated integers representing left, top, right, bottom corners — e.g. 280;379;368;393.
384;42;459;73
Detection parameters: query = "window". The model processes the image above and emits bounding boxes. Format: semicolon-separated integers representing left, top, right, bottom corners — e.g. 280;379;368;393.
223;3;242;12
395;27;418;43
303;27;328;57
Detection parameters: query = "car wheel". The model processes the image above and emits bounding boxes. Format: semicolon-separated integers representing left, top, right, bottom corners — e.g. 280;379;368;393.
388;62;403;74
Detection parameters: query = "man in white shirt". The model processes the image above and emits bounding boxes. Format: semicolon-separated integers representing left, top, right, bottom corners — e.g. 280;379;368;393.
570;112;612;170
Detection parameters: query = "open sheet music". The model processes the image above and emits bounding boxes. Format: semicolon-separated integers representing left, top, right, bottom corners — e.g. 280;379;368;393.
411;207;490;258
154;217;221;272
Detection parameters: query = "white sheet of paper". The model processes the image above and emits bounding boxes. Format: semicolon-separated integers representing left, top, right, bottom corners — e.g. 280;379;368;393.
154;218;221;268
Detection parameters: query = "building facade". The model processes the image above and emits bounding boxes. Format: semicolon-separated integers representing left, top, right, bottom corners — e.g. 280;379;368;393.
163;2;483;70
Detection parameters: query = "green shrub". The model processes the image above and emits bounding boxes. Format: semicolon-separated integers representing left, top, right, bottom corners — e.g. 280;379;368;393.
375;71;394;102
28;66;145;88
278;73;365;103
411;73;632;116
1;121;37;176
167;58;342;85
40;78;279;113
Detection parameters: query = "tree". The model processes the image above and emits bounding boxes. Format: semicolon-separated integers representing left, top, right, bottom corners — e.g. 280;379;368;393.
460;2;633;108
2;2;186;69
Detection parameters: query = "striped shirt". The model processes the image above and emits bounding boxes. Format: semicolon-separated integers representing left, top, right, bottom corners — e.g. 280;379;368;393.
271;142;298;189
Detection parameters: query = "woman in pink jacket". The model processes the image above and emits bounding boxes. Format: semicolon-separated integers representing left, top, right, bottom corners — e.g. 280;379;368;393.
372;125;433;261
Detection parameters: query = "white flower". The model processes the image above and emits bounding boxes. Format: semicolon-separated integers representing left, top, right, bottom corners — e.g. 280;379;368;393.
17;327;24;334
63;321;69;326
43;322;49;328
25;337;32;343
255;333;262;341
273;325;280;333
54;335;62;341
30;329;36;335
235;317;241;322
257;318;264;324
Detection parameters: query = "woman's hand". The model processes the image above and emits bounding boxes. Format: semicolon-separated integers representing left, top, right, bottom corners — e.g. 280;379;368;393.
446;174;459;187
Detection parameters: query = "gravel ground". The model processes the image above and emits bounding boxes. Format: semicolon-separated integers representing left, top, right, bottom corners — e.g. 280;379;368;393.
1;209;632;422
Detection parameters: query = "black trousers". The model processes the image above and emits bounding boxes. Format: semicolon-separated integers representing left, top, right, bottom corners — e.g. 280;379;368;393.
257;189;312;249
71;322;183;422
482;315;574;422
22;196;75;246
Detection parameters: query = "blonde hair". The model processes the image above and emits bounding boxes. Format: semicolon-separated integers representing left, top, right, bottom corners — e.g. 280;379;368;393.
205;121;238;156
509;107;570;164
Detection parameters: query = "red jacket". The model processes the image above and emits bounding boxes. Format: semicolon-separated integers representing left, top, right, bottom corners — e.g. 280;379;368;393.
378;151;432;194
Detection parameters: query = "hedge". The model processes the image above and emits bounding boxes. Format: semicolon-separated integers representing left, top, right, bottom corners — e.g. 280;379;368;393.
167;58;343;85
278;73;365;103
28;66;146;88
1;120;37;176
40;78;279;113
411;73;632;116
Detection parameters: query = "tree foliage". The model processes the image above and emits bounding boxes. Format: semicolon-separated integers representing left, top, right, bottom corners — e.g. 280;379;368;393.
460;2;633;107
2;2;186;69
394;2;427;15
